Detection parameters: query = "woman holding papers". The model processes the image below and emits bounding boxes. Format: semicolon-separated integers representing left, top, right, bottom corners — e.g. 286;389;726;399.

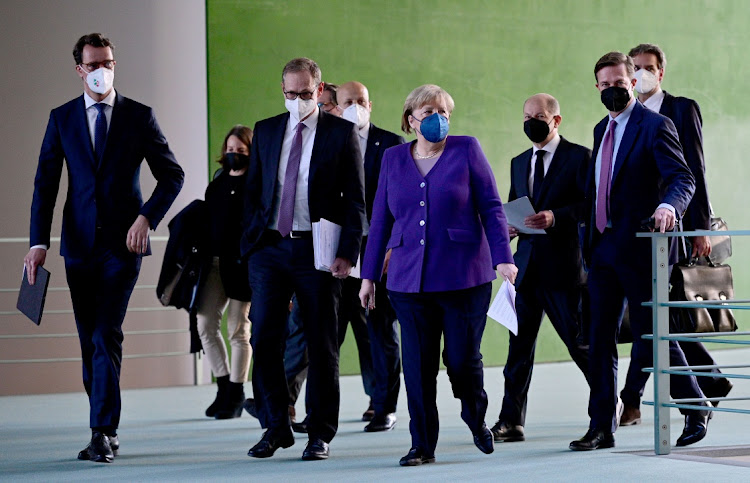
196;125;254;419
359;84;517;466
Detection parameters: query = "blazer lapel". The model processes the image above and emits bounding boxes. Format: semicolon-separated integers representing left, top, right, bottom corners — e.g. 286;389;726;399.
611;102;644;185
308;110;331;194
73;96;97;169
262;114;287;212
514;149;532;200
364;125;380;183
537;138;568;203
658;91;674;118
98;93;125;172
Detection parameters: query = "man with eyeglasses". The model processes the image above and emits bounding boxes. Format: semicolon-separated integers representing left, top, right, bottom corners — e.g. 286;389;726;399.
24;33;183;463
241;57;364;461
318;82;342;116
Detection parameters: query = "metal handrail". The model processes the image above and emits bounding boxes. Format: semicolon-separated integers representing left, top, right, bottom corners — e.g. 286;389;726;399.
638;230;750;455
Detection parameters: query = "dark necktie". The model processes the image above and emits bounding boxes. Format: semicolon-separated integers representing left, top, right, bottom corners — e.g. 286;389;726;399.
596;119;617;233
532;150;546;203
277;122;306;237
94;103;108;163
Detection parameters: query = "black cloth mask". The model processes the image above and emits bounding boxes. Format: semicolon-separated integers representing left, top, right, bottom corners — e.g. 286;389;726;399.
523;118;552;144
600;86;631;112
224;153;249;171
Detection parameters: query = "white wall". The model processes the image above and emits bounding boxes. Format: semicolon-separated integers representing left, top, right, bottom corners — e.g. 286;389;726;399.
0;0;211;394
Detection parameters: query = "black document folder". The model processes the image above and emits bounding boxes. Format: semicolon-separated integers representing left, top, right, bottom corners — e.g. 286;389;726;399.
17;266;50;325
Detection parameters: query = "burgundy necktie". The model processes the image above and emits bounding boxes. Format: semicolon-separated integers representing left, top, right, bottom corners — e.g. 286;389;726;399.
277;122;306;237
596;119;617;233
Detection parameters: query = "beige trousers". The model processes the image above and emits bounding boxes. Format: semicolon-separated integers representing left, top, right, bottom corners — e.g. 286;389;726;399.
196;257;251;382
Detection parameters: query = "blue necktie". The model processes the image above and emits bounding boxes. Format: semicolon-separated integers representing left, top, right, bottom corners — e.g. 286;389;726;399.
94;103;108;163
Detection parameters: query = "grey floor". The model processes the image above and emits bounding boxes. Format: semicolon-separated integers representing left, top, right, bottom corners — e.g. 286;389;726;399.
2;349;750;482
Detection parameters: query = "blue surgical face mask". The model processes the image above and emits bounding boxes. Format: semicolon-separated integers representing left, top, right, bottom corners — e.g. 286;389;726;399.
413;112;449;143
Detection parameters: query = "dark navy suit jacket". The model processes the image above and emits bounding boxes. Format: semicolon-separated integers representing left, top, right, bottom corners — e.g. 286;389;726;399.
241;110;366;264
509;136;591;290
362;136;514;293
363;124;405;223
30;93;184;259
583;100;695;267
659;91;710;231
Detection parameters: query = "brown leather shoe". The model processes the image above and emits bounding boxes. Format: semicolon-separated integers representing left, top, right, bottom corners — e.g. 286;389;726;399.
620;404;641;426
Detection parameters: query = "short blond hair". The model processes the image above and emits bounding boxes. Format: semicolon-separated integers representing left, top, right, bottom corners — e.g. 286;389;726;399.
401;84;455;134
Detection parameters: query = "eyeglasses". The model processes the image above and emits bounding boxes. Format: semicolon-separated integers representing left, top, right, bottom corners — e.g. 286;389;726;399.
79;60;115;72
284;90;315;101
317;102;336;112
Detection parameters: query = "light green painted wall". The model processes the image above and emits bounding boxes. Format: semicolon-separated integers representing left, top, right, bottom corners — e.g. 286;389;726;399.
207;0;750;374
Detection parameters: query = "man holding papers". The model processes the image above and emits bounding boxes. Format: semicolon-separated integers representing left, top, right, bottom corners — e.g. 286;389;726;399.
241;58;365;460
491;94;591;444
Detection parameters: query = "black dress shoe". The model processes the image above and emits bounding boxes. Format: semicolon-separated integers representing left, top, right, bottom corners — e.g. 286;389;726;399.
292;416;309;434
247;429;295;458
675;413;709;447
78;434;119;460
77;431;114;463
364;413;397;432
473;424;494;454
301;438;329;460
399;447;435;466
490;421;525;442
569;429;615;451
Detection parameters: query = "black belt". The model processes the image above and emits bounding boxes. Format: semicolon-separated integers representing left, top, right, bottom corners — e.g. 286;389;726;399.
262;229;312;242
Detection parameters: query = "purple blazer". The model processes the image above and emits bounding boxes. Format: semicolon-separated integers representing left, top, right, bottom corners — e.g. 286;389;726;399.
362;135;513;293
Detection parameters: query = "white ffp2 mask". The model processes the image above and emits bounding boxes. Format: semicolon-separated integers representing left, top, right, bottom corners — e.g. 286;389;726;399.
85;67;114;95
634;69;659;95
341;104;370;130
285;97;317;122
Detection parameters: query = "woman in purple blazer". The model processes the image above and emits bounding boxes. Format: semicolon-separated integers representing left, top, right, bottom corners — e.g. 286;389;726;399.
359;85;517;466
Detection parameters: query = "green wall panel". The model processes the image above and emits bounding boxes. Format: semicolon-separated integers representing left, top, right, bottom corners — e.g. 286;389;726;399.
207;0;750;375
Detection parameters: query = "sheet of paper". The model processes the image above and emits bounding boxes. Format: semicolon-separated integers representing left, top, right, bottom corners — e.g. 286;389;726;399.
312;218;360;278
487;280;518;335
504;196;546;235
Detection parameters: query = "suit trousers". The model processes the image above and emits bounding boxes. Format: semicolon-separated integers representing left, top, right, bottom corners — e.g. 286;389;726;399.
364;278;401;416
337;277;376;400
500;279;590;427
248;235;341;443
65;242;141;431
196;257;252;383
587;231;705;433
389;283;491;456
284;294;308;407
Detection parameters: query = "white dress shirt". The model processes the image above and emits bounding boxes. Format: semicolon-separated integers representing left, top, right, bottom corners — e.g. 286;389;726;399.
594;99;673;227
642;88;665;114
528;133;561;197
268;108;319;231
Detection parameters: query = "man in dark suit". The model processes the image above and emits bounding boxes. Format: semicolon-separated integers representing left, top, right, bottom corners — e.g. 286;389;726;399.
242;58;365;461
618;43;732;426
491;94;591;443
569;51;709;451
336;81;404;432
24;33;184;463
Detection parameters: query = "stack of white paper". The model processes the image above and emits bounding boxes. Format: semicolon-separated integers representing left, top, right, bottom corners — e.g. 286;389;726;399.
487;280;518;335
504;196;546;235
312;218;360;278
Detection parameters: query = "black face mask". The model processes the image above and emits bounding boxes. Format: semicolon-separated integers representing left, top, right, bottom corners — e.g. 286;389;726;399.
523;118;552;144
224;152;249;171
600;86;631;112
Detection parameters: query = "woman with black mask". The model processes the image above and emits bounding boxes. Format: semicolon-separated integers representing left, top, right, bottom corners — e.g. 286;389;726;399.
197;125;254;419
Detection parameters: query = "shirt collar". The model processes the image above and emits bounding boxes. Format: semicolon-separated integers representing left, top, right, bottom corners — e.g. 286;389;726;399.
609;96;636;125
359;122;370;141
84;89;116;109
532;132;561;157
642;88;665;112
289;106;320;131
